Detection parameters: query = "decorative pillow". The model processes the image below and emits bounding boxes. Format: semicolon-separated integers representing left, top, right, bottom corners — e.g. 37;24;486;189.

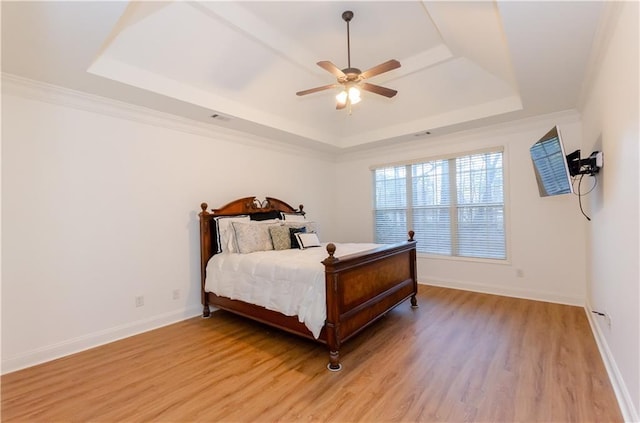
281;213;306;222
232;221;274;254
284;221;318;235
289;226;306;249
269;225;291;250
215;215;250;253
295;232;321;249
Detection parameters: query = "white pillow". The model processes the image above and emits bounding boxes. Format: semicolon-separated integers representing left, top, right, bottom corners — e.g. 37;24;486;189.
294;232;321;249
232;221;275;254
281;213;306;222
215;215;250;253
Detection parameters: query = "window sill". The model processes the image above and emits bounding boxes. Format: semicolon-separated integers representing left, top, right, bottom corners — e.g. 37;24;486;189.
416;252;511;266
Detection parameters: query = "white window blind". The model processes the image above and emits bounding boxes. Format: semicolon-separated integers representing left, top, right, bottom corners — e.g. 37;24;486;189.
373;150;506;260
373;166;407;244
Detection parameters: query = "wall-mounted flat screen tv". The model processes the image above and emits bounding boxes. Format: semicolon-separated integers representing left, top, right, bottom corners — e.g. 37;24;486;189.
530;126;573;197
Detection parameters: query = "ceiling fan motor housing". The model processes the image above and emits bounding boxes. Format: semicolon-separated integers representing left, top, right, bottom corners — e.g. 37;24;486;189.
340;68;362;82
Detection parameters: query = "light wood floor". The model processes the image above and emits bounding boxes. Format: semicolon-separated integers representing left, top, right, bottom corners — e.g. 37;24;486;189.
1;286;622;422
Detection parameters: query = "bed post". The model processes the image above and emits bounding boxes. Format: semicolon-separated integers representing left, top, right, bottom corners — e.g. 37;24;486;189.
408;230;418;309
199;203;212;318
323;243;342;371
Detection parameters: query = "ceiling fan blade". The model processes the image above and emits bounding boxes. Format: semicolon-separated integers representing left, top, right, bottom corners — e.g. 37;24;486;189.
360;59;401;79
317;61;346;78
296;84;339;96
361;82;398;98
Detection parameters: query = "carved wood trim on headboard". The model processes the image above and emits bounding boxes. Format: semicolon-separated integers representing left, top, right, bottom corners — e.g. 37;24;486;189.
205;196;303;216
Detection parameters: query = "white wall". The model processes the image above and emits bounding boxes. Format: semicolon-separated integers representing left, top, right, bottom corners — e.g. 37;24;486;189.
1;76;591;375
1;77;336;373
579;2;639;421
334;112;587;306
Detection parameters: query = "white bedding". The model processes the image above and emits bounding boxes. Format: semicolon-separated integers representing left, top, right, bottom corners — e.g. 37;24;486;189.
205;242;380;338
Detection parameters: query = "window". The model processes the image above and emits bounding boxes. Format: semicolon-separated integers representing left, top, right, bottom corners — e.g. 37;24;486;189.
373;149;506;260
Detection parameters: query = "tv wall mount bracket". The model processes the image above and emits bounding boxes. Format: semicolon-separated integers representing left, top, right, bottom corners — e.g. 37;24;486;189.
566;150;603;176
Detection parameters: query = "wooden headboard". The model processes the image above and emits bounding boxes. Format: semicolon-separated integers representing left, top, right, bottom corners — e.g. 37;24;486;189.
198;196;304;297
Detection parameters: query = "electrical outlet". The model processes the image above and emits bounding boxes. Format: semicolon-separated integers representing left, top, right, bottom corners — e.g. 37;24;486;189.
172;289;180;300
135;296;144;307
592;308;612;329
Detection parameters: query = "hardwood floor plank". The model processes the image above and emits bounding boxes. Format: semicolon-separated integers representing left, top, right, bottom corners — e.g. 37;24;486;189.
1;286;622;422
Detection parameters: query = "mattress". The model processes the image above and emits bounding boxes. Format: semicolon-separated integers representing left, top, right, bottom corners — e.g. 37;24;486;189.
205;242;380;338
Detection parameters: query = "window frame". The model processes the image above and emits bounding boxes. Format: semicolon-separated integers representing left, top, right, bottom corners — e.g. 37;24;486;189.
371;146;510;263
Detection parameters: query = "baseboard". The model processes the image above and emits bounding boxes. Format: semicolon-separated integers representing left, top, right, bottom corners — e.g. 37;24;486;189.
1;305;202;375
585;303;639;423
420;278;583;306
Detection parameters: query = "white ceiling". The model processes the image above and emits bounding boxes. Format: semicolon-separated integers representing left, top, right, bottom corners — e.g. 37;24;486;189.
1;1;607;153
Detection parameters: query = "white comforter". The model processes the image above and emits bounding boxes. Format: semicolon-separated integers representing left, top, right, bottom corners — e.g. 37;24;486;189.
205;243;380;338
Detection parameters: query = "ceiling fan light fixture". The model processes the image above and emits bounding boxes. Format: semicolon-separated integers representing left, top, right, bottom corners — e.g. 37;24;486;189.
336;86;361;106
348;86;361;104
336;90;348;105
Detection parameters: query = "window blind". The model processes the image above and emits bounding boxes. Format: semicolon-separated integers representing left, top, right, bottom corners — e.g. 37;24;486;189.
373;149;506;260
373;166;407;244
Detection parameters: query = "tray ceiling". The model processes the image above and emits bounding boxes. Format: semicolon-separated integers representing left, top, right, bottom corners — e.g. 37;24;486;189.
2;1;606;152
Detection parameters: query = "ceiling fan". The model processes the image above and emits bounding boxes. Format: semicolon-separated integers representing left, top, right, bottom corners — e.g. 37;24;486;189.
296;10;401;111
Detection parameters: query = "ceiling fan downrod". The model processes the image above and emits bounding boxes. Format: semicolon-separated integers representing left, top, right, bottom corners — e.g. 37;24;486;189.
343;10;353;70
341;11;361;78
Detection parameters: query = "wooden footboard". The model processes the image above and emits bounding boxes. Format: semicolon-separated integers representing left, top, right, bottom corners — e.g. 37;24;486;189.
322;234;417;370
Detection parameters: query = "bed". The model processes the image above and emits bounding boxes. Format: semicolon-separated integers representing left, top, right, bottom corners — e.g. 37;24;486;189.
199;196;418;371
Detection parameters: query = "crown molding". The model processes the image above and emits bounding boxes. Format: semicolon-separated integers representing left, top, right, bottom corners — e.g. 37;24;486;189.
335;108;581;163
1;73;337;162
